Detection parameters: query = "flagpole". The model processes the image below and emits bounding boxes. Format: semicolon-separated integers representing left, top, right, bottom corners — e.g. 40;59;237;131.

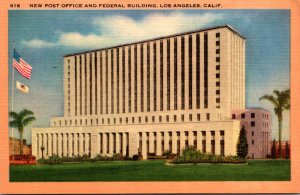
11;41;15;156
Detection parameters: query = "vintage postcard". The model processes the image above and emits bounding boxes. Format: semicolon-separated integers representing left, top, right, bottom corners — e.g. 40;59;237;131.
0;0;299;193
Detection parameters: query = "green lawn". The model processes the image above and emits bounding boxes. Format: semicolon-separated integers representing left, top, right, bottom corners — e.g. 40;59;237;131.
10;159;290;182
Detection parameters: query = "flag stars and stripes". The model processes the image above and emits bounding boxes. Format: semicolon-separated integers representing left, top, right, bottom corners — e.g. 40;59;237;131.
13;49;32;80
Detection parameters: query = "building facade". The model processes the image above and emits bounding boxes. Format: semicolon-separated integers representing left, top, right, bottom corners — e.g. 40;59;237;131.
32;25;246;159
232;108;271;158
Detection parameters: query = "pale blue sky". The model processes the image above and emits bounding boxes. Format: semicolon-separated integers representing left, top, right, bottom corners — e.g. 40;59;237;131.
8;10;290;143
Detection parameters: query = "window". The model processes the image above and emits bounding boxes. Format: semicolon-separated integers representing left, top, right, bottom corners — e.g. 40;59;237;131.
206;113;210;121
251;113;255;118
197;113;201;121
189;114;192;121
126;117;128;124
216;90;220;95
216;32;220;37
216;81;220;86
166;115;169;122
216;98;220;103
145;116;148;123
159;116;162;123
216;40;220;46
216;73;220;78
139;117;141;123
216;57;220;62
252;140;254;145
216;65;220;70
216;49;220;54
181;114;185;122
152;116;155;123
174;115;177;122
252;131;254;136
232;114;236;119
251;121;255;127
241;113;245;118
132;117;134;123
120;118;122;124
114;118;116;124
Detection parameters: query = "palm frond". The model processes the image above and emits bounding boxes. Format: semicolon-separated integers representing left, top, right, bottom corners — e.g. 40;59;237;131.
9;111;19;119
9;120;20;128
259;94;279;107
23;116;36;126
19;109;34;121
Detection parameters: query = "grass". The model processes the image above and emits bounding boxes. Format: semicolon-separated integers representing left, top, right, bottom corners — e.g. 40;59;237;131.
10;159;290;182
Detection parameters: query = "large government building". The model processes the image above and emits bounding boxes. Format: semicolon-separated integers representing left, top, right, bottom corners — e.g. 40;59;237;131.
32;25;248;159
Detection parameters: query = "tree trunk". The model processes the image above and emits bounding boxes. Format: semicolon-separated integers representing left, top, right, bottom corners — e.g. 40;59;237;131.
19;127;23;155
278;120;282;158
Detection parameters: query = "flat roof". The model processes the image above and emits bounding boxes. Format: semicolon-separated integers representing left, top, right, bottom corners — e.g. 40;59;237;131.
64;24;246;57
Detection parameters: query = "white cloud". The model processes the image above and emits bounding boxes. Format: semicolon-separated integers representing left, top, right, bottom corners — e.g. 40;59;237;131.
22;39;56;48
22;12;224;49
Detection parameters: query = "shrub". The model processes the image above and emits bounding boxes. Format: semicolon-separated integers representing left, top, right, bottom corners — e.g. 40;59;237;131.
132;154;142;160
112;153;124;161
162;150;171;156
171;147;246;164
47;155;62;165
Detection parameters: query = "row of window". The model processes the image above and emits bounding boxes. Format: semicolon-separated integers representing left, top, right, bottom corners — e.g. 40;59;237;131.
52;113;215;127
232;112;269;119
36;133;92;157
138;130;225;155
216;32;221;108
70;31;220;116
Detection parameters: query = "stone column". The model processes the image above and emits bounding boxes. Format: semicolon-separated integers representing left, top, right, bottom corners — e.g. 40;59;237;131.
206;131;211;154
79;133;83;156
142;132;147;159
103;133;107;156
38;133;43;158
63;133;67;157
156;131;162;155
43;133;48;158
32;133;37;158
68;133;73;157
164;131;169;152
57;133;62;157
149;132;154;153
215;130;221;155
180;131;185;154
85;133;90;156
109;133;114;156
122;133;127;157
197;131;202;152
129;132;138;157
172;132;177;154
91;132;98;158
47;133;52;157
74;133;78;156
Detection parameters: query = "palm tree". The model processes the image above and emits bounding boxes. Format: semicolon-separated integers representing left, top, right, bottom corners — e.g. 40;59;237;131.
9;109;36;155
259;89;290;158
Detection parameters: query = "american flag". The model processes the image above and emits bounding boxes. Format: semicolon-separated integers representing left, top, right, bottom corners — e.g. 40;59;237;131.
13;49;32;79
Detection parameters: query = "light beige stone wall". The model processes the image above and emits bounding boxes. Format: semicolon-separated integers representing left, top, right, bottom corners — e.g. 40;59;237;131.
32;120;240;159
32;25;246;159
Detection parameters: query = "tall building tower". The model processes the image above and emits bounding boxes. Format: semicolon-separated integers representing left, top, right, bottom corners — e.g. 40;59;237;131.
32;25;246;159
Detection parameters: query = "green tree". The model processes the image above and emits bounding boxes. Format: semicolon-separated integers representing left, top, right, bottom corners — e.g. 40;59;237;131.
236;125;248;159
9;109;36;155
260;89;290;158
271;139;276;159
